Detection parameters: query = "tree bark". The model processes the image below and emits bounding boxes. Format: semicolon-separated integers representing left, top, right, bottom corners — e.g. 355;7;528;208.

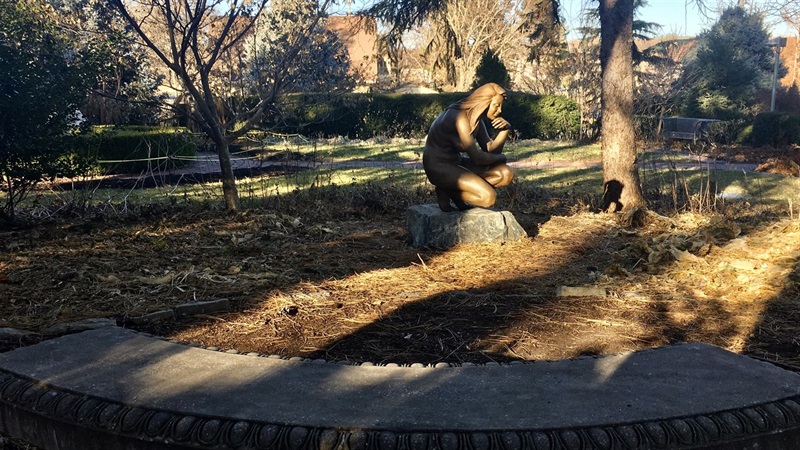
599;0;646;212
214;140;239;211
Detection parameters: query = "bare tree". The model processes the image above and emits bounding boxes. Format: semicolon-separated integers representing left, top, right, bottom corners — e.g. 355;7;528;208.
377;0;561;91
109;0;330;211
776;0;800;30
766;0;800;87
634;37;697;139
563;15;602;141
423;0;519;90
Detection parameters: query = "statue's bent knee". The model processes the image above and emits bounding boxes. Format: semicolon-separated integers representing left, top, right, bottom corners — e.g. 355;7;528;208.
472;187;497;207
504;164;515;180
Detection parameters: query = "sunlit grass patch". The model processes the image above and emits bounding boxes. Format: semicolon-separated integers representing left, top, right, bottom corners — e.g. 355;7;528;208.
641;168;800;206
516;165;800;212
242;136;602;164
236;167;430;199
28;183;198;211
638;149;730;166
9;138;800;222
17;165;800;215
241;135;425;163
324;142;423;162
515;167;602;194
507;140;601;162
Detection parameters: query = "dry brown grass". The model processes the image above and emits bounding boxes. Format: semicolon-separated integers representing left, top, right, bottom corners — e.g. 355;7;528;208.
2;190;798;367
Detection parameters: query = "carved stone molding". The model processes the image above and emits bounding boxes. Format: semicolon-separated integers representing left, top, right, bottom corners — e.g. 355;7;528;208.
3;368;800;449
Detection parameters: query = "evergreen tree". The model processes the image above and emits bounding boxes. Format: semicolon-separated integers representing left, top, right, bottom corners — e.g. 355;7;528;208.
471;48;511;90
677;7;780;119
248;0;353;94
1;0;99;221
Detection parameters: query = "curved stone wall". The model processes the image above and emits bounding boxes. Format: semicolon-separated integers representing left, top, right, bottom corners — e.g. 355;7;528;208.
2;327;800;449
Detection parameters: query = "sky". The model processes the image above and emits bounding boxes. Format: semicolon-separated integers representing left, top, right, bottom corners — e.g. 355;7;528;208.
332;0;798;40
562;0;796;39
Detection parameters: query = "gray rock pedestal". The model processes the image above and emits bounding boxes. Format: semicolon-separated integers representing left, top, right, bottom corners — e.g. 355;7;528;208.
407;204;527;248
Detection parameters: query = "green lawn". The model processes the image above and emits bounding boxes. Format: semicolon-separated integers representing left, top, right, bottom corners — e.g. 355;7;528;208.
507;140;601;162
15;140;800;214
244;135;425;163
245;136;605;164
245;137;707;167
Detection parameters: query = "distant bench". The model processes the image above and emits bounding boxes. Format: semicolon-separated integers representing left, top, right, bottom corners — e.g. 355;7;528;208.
2;327;800;449
661;117;721;143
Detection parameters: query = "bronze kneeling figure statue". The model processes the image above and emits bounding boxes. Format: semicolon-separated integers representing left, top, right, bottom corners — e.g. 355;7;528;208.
422;83;514;212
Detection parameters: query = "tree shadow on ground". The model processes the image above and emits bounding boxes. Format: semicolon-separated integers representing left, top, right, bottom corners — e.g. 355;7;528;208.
3;215;800;448
4;176;797;372
744;260;800;368
0;182;462;331
307;212;792;365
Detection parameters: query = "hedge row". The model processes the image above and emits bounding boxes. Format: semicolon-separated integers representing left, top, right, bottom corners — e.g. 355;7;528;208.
77;126;197;174
272;92;580;140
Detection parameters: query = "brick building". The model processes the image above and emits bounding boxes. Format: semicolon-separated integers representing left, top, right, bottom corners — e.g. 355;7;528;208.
778;35;800;90
326;15;389;89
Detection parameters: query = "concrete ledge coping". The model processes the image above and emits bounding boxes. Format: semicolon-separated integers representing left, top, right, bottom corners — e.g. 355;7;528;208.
2;327;800;449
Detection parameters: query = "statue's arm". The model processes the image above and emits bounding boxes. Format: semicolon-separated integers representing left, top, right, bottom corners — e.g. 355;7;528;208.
475;120;510;155
463;121;507;166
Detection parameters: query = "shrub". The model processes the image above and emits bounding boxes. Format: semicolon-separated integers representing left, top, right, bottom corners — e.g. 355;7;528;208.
79;126;198;174
1;0;100;222
748;112;800;147
472;48;512;90
272;92;580;140
633;115;661;142
711;119;749;145
504;94;581;140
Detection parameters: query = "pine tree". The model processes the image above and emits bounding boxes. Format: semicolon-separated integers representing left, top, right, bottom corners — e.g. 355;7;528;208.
471;48;511;90
677;7;779;119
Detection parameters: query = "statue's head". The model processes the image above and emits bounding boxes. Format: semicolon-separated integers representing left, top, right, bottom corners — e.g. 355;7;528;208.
471;83;506;99
455;83;507;131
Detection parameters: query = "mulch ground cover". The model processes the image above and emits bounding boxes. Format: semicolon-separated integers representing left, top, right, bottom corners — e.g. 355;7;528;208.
2;186;799;366
711;143;800;176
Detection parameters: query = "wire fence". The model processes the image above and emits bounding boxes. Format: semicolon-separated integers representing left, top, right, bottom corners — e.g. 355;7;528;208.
92;134;427;177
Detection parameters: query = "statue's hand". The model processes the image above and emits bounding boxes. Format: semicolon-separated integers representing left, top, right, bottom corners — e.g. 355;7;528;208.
491;117;511;131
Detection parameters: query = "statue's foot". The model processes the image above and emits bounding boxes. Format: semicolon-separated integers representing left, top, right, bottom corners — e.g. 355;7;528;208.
435;188;457;212
454;200;475;211
437;201;457;212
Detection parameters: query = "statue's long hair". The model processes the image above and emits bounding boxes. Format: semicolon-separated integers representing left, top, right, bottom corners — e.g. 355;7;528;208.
447;83;506;134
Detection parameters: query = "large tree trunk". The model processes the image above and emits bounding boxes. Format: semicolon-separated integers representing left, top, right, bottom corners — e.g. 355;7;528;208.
214;139;240;211
599;0;646;213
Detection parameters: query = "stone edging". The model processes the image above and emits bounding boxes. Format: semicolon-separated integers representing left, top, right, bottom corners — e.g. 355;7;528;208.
3;366;800;450
1;300;233;348
125;299;232;325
